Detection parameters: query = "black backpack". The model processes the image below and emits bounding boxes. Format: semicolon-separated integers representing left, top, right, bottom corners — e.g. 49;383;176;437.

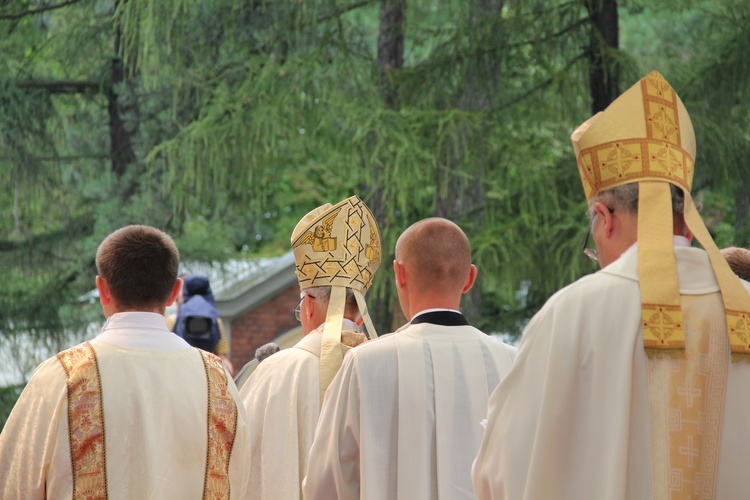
173;276;221;353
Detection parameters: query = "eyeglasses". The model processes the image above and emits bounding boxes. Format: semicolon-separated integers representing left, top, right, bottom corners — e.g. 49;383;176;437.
582;207;614;262
293;293;316;321
582;227;598;261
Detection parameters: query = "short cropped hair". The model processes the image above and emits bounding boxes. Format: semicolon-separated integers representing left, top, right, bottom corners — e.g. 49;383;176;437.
721;247;750;282
96;225;180;309
395;217;472;294
305;285;360;319
590;183;687;217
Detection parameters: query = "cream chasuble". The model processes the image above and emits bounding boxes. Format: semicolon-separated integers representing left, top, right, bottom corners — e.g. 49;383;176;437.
303;321;517;499
472;246;750;500
0;312;251;500
239;326;362;500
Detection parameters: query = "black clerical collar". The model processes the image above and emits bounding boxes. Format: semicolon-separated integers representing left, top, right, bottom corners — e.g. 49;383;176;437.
410;310;469;327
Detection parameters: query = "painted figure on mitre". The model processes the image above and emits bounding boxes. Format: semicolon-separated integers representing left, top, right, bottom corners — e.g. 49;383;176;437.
292;197;381;293
293;208;340;253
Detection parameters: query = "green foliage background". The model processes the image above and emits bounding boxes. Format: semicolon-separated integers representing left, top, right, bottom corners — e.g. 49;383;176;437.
2;0;750;423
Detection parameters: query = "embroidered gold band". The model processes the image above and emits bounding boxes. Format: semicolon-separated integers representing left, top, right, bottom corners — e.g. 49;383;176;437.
199;351;238;500
58;342;108;500
646;294;729;498
638;182;685;349
577;138;694;202
683;192;750;353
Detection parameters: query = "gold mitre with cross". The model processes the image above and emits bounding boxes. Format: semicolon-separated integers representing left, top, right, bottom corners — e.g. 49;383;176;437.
572;70;750;353
291;195;382;400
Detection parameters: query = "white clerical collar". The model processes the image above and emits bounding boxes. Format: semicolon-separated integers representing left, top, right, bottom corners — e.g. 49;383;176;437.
98;312;190;350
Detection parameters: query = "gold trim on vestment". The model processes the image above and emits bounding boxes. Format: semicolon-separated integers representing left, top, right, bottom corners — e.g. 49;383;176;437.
683;191;750;354
58;342;108;500
199;350;238;500
572;71;750;353
646;294;728;498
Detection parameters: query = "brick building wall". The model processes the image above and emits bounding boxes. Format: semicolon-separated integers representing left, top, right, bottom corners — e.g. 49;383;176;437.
230;284;301;368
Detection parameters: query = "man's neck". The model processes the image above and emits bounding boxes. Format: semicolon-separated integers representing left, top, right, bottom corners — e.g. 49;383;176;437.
105;305;167;317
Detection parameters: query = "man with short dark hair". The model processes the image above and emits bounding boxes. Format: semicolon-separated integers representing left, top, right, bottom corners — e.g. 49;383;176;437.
0;225;250;499
473;72;750;499
303;217;517;499
239;196;381;500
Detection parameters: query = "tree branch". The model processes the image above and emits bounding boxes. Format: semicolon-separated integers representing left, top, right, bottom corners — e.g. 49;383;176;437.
16;80;101;94
497;53;586;112
1;154;109;161
317;0;376;24
0;0;86;21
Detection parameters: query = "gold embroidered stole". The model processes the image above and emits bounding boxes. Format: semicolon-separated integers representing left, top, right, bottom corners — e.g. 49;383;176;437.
58;344;238;499
199;351;238;500
58;342;108;500
646;294;729;498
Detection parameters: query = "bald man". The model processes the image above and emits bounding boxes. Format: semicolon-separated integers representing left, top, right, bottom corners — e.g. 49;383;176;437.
303;218;517;499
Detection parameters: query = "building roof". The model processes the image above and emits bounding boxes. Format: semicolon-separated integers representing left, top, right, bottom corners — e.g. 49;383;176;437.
174;250;298;319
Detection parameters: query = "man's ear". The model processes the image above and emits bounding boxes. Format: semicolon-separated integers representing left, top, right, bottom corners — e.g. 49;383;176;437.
393;260;407;289
305;293;316;320
96;276;112;306
594;201;616;238
166;278;183;307
462;264;478;294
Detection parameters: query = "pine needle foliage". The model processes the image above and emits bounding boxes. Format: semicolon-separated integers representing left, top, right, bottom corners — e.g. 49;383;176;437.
1;0;747;360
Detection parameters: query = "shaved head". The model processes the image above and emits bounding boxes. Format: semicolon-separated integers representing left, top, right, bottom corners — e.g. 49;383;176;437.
395;218;472;294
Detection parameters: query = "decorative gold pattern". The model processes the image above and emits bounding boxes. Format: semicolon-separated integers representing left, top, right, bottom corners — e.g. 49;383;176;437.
364;214;381;264
642;304;685;349
646;294;728;498
577;138;692;196
57;342;108;500
726;310;750;354
199;351;238;500
292;207;341;253
292;196;381;293
642;75;681;147
600;141;643;181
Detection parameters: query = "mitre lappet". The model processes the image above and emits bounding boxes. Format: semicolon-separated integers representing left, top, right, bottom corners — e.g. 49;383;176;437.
291;195;382;399
572;70;750;353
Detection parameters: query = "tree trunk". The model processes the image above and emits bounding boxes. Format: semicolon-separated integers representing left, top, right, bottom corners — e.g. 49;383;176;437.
107;59;136;180
377;0;405;109
108;0;140;202
370;0;406;335
585;0;619;113
435;0;504;321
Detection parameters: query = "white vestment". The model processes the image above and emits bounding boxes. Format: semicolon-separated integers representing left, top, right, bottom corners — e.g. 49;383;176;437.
239;323;361;500
303;317;517;499
0;312;250;500
473;245;750;499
